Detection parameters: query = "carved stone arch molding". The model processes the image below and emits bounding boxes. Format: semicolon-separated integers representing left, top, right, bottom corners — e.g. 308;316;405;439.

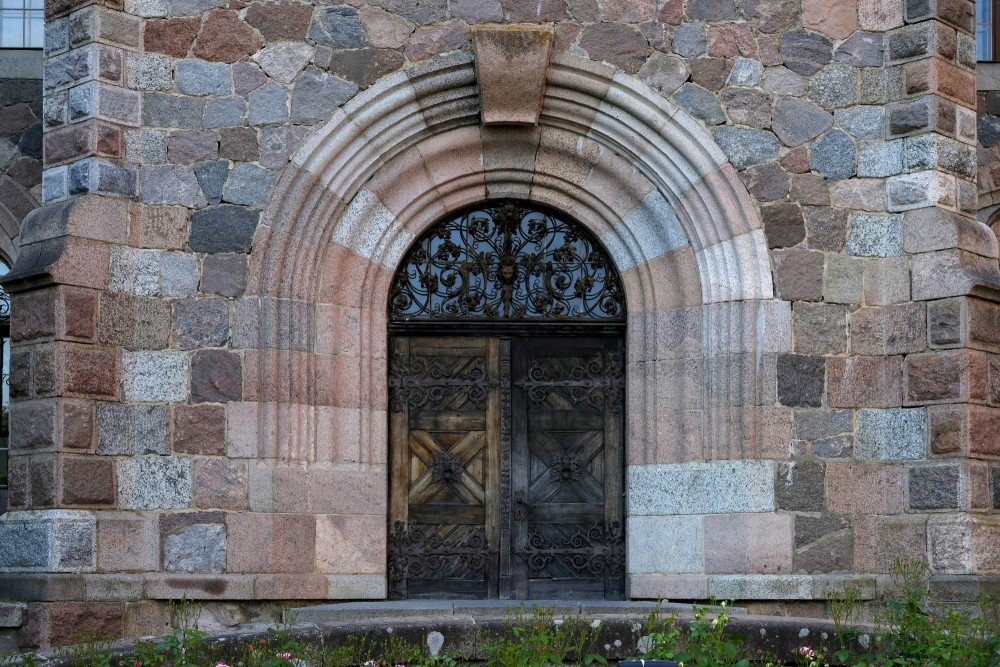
243;47;786;593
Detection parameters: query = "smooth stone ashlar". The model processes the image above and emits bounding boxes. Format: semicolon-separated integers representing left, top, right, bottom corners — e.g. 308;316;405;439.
473;26;553;125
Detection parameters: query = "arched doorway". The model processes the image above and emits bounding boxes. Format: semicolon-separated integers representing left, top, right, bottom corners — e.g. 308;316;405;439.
386;201;627;600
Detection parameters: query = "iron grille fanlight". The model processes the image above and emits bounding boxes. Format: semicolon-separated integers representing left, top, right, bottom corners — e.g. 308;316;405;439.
388;201;625;321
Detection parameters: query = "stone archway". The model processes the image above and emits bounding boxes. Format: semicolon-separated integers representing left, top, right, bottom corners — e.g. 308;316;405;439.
242;49;781;597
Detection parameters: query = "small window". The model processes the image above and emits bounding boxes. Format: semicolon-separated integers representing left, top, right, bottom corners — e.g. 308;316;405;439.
980;0;998;61
0;0;43;48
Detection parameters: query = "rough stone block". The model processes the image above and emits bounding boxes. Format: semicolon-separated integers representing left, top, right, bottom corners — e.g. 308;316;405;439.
773;248;825;301
794;515;854;574
708;574;812;600
823;253;863;304
793;303;848;355
909;464;959;510
828;462;905;514
117;456;191;510
777;354;825;407
193;458;247;510
905;350;970;404
122;351;189;402
173;404;226;456
172;298;230;349
163;523;226;573
850;303;926;355
704;513;793;574
847;214;903;257
60;457;114;506
188;205;259;254
315;514;386;574
969;405;1000;456
191;349;242;403
97;403;169;455
326;574;387;599
627;516;703;574
226;513;316;573
855;408;927;460
776;461;825;511
628;460;774;515
99;292;171;350
827;355;902;408
97;513;158;572
912;250;1000;302
109;246;159;297
855;515;926;573
927;298;964;348
862;256;910;306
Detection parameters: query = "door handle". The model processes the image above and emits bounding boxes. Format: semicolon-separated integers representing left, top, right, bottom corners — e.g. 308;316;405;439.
513;492;534;520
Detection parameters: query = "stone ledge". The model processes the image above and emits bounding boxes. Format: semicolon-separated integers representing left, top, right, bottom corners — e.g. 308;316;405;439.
977;63;1000;90
0;49;42;80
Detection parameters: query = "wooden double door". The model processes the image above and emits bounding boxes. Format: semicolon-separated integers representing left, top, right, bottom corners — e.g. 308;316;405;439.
388;334;625;600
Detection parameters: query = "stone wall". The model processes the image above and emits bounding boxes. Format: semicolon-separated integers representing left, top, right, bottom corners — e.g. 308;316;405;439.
1;0;999;650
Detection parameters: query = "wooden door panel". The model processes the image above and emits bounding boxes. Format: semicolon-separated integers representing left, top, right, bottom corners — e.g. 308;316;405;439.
388;337;501;599
512;337;625;600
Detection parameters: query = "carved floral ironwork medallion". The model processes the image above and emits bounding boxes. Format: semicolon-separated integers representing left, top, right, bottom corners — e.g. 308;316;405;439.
389;202;625;321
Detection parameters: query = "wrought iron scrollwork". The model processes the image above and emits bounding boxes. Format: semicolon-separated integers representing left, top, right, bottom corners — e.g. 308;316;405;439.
550;455;583;482
515;352;625;412
388;521;495;589
388;353;499;412
514;521;625;577
389;202;625;321
431;452;464;482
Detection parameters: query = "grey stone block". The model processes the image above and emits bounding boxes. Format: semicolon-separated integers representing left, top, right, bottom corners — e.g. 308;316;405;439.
110;246;160;296
202;253;247;297
728;57;763;87
902;134;976;179
254;42;314;84
309;5;366;49
812;435;853;458
53;519;97;571
776;461;825;511
0;603;26;628
846;213;903;257
222;163;275;206
673;83;726;126
856;408;927;460
140;165;208;208
835;105;884;139
0;522;50;569
779;30;833;75
248;82;289;126
672;22;707;58
291;66;358;124
42;166;68;203
627;516;703;574
637;52;689;94
627;460;774;515
176;60;232;97
762;66;805;96
167;130;218;165
203;96;246;128
173;298;230;349
164;523;226;573
856;139;902;177
709;574;812;599
908;465;959;510
117;456;192;510
777;354;825;407
189;205;260;253
194;160;229;205
125;129;167;165
793;408;853;440
810;130;856;179
168;0;224;14
771;98;832;146
808;63;857;109
863;256;910;305
122;351;189;402
927;298;963;347
835;31;884;66
97;403;170;455
712;126;780;170
143;93;207;129
259;125;310;169
161;251;200;297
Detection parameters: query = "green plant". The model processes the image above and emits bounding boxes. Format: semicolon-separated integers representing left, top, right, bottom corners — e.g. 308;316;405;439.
52;630;115;667
482;605;606;667
671;601;748;667
635;601;683;660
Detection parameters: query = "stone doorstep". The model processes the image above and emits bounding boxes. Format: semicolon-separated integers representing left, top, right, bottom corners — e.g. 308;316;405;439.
287;599;743;624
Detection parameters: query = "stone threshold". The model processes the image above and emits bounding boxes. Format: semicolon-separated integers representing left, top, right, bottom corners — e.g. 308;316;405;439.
288;599;746;624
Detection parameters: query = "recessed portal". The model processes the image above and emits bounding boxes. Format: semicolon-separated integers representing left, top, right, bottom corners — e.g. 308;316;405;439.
387;201;627;600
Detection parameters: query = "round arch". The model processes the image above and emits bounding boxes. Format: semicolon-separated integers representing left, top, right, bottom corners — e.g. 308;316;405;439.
240;51;784;527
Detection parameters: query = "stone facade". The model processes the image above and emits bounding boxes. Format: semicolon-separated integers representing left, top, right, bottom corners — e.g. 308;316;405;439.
1;0;999;650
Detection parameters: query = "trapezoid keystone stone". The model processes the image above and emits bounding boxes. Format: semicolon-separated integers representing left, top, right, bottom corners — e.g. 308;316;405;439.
473;26;554;126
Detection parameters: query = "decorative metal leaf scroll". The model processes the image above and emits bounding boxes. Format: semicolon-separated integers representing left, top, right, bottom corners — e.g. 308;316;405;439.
514;521;625;576
389;202;625;320
388;353;498;412
388;521;494;586
515;352;625;412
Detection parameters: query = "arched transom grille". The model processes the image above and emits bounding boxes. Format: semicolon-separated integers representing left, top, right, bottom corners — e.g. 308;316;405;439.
389;201;625;321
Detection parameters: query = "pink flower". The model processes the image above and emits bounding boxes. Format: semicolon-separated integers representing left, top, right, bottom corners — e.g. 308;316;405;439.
277;653;292;659
929;617;934;623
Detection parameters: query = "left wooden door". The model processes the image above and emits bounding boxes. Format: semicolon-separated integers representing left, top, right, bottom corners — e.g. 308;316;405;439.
388;337;502;599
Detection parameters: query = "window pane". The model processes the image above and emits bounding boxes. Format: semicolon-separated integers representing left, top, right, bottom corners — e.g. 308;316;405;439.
979;0;994;60
27;9;42;46
0;12;25;48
